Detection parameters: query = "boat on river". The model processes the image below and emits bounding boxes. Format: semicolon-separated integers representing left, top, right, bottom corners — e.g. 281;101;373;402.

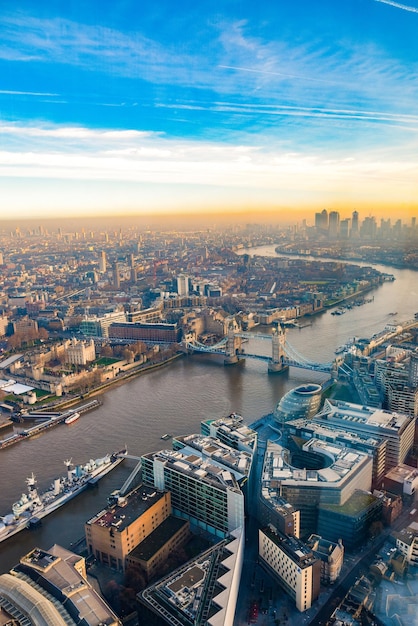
64;412;80;425
0;449;126;543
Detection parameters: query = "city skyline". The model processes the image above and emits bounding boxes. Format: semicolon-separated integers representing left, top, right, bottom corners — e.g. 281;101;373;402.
1;0;418;219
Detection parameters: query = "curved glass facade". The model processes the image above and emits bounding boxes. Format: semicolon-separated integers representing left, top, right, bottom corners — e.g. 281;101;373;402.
273;384;322;424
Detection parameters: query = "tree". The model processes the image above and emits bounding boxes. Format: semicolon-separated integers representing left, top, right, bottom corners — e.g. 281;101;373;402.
100;345;114;357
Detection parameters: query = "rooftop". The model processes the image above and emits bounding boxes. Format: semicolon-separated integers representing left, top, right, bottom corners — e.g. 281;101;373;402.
86;484;165;532
143;448;242;494
128;515;188;562
324;399;412;433
261;526;318;568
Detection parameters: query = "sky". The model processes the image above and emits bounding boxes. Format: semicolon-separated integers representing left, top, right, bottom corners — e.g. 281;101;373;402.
0;0;418;221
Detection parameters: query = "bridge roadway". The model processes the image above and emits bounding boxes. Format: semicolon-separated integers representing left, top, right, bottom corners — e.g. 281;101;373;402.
183;332;334;374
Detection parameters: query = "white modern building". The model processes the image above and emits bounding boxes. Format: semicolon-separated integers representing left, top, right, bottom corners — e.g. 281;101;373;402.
141;447;245;538
320;399;415;469
259;525;321;612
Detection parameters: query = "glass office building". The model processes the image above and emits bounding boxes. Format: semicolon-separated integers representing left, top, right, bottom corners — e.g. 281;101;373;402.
274;384;322;425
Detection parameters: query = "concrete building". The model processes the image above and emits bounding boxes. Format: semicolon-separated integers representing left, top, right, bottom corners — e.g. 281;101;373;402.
320;399;415;470
260;440;373;536
200;413;257;454
0;315;8;338
306;535;344;585
383;464;418;497
139;528;244;626
393;522;418;565
0;545;121;626
285;416;388;488
85;485;171;571
259;525;321;612
141;447;245;538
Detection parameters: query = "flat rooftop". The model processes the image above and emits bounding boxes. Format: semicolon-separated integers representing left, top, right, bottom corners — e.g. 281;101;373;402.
261;526;317;568
128;516;188;562
262;439;370;489
87;484;165;532
174;433;252;478
324;399;412;433
143;449;242;494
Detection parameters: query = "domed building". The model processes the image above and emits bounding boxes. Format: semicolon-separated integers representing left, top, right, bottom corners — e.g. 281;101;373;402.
273;384;322;425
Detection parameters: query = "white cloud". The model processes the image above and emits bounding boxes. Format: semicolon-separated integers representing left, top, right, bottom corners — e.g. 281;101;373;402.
373;0;418;13
0;122;416;203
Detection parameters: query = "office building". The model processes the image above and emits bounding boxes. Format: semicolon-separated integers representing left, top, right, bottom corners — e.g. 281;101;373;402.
260;440;372;536
99;250;107;272
176;273;189;296
328;210;340;239
113;262;120;288
125;515;190;582
80;310;127;337
109;321;181;343
85;485;171;571
383;464;418;497
285;416;387;488
200;413;257;453
259;525;321;612
317;490;383;550
139;528;244;626
141;447;245;538
351;210;359;237
409;352;418;387
273;384;322;425
320;399;415;469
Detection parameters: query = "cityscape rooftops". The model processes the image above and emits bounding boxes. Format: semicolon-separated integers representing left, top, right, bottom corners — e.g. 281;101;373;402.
323;399;412;433
200;413;257;451
173;433;253;478
262;440;371;489
139;527;244;626
286;416;382;448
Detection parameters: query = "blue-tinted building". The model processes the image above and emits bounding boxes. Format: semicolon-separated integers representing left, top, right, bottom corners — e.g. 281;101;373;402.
274;384;322;425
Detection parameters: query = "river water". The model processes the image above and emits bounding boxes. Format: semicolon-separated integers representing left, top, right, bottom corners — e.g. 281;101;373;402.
0;245;417;572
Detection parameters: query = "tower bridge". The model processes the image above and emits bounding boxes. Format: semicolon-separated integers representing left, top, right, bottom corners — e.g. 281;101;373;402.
183;325;335;375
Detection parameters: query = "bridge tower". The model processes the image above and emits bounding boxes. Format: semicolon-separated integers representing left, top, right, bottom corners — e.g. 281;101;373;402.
224;322;244;366
268;326;289;374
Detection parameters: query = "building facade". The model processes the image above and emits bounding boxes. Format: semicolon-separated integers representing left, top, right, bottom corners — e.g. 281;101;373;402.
141;448;245;538
259;526;321;612
85;485;171;571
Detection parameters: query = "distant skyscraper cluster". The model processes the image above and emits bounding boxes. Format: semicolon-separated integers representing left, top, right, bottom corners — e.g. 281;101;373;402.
314;210;416;241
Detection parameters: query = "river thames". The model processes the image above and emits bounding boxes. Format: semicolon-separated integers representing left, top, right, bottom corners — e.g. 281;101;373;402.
0;245;417;572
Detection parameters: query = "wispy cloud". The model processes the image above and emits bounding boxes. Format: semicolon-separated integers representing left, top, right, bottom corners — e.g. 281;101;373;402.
0;89;60;96
0;121;416;193
373;0;418;13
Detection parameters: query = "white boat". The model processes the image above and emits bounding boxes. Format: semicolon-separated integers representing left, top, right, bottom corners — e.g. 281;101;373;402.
64;412;80;425
0;449;127;543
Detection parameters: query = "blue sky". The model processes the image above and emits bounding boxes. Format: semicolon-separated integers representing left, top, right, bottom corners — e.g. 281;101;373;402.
1;0;417;219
